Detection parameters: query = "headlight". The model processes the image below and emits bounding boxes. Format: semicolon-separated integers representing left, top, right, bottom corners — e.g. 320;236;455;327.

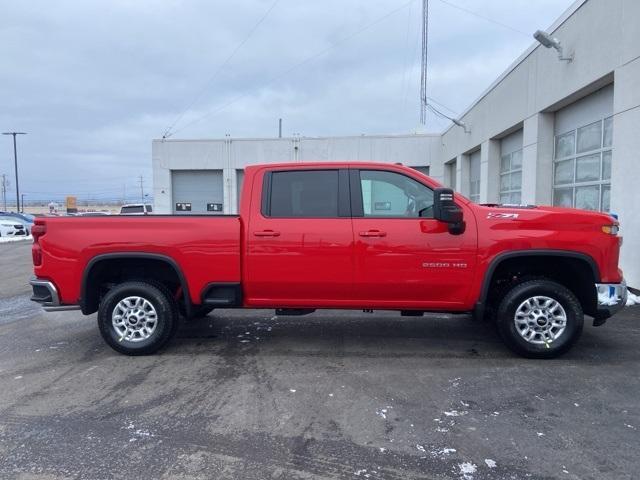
602;225;619;235
1;223;14;227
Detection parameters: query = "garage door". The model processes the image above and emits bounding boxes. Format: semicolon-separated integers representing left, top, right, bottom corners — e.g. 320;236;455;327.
172;170;224;214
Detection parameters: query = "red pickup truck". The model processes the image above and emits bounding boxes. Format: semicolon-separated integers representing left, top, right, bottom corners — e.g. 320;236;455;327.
30;162;626;358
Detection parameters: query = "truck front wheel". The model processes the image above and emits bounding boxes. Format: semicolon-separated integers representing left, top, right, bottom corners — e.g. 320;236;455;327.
496;279;583;359
97;281;179;355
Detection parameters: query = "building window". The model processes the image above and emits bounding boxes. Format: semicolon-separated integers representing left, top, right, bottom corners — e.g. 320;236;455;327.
499;149;522;204
469;151;480;202
411;166;430;177
553;116;612;211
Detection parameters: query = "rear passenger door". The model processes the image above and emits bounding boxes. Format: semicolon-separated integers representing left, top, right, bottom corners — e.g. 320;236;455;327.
244;168;354;307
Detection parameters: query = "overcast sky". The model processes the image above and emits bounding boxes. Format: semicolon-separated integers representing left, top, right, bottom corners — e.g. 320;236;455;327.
1;0;573;202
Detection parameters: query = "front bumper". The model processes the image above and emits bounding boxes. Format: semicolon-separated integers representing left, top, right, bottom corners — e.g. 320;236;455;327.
594;279;627;321
30;278;80;312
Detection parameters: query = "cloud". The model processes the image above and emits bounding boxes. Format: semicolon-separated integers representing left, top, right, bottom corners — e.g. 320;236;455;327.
0;0;573;201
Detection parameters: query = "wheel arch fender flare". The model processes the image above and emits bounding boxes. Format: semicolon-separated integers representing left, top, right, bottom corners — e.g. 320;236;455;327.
80;252;192;316
474;249;600;319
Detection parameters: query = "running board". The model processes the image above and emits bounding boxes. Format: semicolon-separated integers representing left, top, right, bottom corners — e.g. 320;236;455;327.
275;308;316;316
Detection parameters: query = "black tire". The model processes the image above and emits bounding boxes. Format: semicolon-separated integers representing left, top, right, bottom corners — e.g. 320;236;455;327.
98;281;179;355
496;279;583;359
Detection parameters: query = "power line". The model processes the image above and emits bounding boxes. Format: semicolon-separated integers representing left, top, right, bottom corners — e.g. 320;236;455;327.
138;175;144;202
2;132;27;213
171;0;420;137
419;0;429;124
436;0;530;37
426;101;459;124
426;96;458;116
163;0;282;138
1;174;9;211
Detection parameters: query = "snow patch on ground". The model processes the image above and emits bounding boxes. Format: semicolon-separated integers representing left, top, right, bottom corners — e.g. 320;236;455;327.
0;235;32;244
444;410;467;417
626;291;640;306
484;459;496;468
376;406;392;419
459;462;477;479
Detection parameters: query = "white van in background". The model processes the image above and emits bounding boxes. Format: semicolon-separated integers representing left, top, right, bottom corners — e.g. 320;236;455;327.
120;204;153;215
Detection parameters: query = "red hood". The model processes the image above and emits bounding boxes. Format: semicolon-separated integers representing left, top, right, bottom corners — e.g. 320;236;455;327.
475;203;617;226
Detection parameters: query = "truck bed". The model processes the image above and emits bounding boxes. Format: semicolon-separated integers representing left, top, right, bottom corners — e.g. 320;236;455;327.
34;215;242;305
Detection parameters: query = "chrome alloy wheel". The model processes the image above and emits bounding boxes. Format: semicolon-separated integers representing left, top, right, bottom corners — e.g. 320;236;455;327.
514;295;567;345
112;296;158;342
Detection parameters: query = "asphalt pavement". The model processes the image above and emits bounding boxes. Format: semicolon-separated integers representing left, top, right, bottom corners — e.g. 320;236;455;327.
0;241;638;480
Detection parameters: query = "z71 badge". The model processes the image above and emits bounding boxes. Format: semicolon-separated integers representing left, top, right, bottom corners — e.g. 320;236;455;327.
487;212;519;219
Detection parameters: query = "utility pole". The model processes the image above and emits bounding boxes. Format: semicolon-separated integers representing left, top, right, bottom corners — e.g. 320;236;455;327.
21;194;25;213
2;132;27;213
138;175;144;202
1;174;8;211
278;118;282;138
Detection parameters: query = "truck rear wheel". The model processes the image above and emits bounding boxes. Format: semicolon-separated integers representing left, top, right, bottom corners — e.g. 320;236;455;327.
97;281;179;355
496;279;583;359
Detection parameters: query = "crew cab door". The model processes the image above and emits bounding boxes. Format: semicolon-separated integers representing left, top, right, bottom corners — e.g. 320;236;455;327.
244;168;354;307
350;168;477;309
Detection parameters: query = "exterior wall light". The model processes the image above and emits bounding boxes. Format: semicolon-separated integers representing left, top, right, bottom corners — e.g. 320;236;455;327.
533;30;573;62
452;118;470;133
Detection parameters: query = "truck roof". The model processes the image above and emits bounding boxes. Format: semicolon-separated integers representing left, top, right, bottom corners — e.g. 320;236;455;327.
245;161;410;171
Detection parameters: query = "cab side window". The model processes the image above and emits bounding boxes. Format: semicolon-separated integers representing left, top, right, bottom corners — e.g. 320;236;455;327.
359;170;434;218
267;170;339;218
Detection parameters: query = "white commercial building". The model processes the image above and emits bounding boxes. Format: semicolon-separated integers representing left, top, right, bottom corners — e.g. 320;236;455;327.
153;0;640;285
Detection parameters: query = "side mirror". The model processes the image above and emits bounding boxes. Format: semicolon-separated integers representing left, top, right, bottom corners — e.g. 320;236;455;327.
433;188;465;234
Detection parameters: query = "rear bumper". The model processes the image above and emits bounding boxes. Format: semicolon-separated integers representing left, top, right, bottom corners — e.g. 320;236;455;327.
594;279;627;320
30;278;80;312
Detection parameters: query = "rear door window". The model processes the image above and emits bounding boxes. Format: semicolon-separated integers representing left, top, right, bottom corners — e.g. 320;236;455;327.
267;170;339;218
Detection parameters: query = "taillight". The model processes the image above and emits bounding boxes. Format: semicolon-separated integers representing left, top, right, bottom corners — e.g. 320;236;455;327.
31;221;46;266
32;222;46;243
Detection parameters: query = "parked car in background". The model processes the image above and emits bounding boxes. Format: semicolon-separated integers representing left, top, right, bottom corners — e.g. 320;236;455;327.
9;213;33;234
0;216;29;238
75;212;111;216
120;204;153;215
0;212;34;234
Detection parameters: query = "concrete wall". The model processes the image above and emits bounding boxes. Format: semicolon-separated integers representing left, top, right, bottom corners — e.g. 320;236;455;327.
152;134;441;214
436;0;640;285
